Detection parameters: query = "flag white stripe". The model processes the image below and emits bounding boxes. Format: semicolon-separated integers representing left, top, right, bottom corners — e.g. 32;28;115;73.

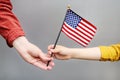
65;22;91;41
81;20;96;32
62;28;87;47
63;24;89;44
78;23;95;35
76;27;94;38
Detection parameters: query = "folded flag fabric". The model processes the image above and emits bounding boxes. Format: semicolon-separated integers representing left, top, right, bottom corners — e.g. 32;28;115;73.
61;9;97;47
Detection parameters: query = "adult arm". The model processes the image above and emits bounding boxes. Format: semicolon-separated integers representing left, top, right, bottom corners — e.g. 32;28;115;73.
0;0;54;70
0;0;25;47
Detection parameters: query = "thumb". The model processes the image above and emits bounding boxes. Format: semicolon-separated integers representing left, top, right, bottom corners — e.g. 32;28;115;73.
50;48;60;54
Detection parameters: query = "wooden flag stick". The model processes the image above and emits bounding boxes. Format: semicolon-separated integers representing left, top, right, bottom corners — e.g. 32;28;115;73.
46;5;70;66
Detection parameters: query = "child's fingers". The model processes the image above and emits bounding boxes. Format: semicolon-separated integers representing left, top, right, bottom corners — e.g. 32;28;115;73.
48;44;54;50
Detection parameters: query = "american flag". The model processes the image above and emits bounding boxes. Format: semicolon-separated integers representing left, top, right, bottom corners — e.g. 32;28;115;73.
62;9;97;47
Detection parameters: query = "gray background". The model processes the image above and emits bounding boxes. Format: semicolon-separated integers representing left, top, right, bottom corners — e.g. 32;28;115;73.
0;0;120;80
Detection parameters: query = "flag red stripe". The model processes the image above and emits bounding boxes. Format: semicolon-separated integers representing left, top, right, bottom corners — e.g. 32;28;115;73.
63;22;90;42
62;23;88;45
62;27;87;47
82;18;97;30
80;20;96;34
78;22;94;36
76;27;92;40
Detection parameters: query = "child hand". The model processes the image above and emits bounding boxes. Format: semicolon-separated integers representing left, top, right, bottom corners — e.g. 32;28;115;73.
48;45;72;60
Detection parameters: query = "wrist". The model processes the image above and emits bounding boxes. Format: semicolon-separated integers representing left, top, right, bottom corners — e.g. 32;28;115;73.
13;36;29;48
67;48;76;59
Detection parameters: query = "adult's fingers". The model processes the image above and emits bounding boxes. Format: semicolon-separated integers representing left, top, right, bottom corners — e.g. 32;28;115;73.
31;59;54;70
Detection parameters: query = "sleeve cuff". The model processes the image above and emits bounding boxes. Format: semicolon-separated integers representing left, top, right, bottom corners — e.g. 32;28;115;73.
7;29;25;47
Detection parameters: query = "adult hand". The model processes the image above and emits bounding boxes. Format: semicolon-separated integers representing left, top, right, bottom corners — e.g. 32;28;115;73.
13;36;54;70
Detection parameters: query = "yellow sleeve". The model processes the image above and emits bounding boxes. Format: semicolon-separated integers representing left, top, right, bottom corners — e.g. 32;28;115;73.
99;43;120;61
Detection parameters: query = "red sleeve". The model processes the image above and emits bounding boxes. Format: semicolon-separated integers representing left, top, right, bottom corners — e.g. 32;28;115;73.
0;0;25;47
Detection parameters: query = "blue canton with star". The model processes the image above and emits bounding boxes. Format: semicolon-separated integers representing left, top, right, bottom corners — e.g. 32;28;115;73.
65;9;82;28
